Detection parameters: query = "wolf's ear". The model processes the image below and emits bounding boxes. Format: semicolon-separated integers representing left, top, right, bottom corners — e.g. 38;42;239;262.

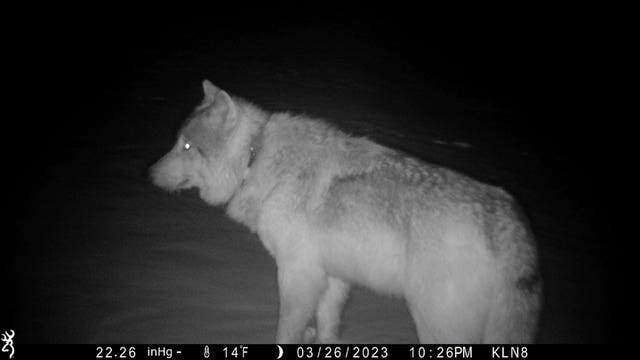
215;90;238;130
202;80;237;130
202;80;220;103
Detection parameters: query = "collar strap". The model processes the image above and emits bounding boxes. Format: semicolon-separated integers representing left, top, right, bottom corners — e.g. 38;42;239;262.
247;121;267;168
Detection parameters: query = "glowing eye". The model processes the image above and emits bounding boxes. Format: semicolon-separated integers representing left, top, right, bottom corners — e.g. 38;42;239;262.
183;142;192;151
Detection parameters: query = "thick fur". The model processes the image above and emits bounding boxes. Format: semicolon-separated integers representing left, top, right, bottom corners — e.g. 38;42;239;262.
149;80;542;343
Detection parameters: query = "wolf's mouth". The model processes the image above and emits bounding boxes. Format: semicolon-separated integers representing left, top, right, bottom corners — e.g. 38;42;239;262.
177;179;191;188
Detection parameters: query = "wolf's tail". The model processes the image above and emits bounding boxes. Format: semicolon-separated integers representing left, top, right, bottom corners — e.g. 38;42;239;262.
484;198;542;343
484;272;542;343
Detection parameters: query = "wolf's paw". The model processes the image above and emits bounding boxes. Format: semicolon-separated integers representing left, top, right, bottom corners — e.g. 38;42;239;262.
303;327;339;344
302;327;317;343
316;334;341;344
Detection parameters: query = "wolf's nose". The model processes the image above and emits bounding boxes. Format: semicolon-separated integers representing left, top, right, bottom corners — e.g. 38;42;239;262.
148;161;165;187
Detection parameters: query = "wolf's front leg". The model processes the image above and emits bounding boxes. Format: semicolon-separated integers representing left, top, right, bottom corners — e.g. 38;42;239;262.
315;277;351;343
276;265;328;343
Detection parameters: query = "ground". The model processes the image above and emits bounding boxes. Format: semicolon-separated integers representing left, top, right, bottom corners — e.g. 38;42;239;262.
3;17;613;344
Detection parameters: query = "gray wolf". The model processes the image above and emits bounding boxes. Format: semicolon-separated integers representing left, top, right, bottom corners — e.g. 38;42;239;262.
149;80;542;343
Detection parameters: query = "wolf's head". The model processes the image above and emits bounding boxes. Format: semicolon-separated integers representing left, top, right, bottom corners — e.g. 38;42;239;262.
149;80;267;205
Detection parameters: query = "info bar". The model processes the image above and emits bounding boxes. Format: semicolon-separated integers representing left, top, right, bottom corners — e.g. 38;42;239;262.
9;344;615;359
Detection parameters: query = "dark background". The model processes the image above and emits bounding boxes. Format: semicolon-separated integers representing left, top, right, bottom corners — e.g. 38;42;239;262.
3;12;616;343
